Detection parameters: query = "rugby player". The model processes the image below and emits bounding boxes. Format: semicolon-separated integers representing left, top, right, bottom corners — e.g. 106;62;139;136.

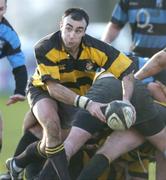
0;0;27;153
101;0;166;58
75;73;166;179
3;52;166;180
5;7;138;180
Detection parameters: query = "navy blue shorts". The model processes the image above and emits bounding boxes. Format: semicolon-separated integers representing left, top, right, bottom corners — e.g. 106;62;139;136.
27;83;79;129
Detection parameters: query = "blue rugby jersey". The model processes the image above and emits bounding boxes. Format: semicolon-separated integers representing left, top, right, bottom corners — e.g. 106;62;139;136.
0;17;25;68
111;0;166;57
0;17;27;96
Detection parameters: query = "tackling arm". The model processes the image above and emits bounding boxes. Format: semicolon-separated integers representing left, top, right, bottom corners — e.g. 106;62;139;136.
46;80;106;122
101;22;121;43
135;49;166;80
122;73;135;102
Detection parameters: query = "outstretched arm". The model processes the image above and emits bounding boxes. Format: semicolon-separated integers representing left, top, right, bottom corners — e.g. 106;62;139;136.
101;22;121;43
122;73;135;102
121;73;136;123
46;80;106;122
6;65;28;105
135;49;166;80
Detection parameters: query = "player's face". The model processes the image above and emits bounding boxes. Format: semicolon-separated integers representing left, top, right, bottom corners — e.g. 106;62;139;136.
60;15;87;50
0;0;6;20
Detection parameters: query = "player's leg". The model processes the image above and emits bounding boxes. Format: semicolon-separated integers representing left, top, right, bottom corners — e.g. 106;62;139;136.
0;111;41;180
64;76;123;159
7;83;82;180
79;104;166;180
6;85;65;179
135;103;166;157
155;150;166;179
76;76;164;180
77;128;145;180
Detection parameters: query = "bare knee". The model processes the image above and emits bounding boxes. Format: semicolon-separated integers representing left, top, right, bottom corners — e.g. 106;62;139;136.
64;127;92;160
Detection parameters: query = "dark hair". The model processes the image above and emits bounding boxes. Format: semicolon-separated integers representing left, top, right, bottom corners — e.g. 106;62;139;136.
62;8;89;26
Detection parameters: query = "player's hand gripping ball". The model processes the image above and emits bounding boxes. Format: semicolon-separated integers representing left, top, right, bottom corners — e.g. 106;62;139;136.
105;100;135;130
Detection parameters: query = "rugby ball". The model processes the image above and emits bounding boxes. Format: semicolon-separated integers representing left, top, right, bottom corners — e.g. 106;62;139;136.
105;100;135;130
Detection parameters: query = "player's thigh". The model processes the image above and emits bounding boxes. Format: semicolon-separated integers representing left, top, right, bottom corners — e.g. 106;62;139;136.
97;128;145;161
146;127;166;154
23;110;38;131
27;84;59;126
33;98;59;127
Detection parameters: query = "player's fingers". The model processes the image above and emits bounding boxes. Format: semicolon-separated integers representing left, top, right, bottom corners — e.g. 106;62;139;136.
6;99;16;106
96;108;106;123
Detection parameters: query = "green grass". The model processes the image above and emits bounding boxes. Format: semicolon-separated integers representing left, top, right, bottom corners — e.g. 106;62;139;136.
0;95;29;173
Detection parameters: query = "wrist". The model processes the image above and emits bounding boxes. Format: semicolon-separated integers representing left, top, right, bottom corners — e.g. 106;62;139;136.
74;95;92;109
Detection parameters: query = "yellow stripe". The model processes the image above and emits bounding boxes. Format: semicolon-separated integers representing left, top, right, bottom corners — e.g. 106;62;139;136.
60;70;95;83
154;100;166;107
148;161;156;180
45;144;64;151
37;141;46;158
80;47;108;67
37;64;60;80
45;146;64;154
107;53;132;78
46;48;68;62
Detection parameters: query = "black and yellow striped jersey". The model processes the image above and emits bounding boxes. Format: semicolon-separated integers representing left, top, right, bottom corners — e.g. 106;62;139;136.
32;31;134;95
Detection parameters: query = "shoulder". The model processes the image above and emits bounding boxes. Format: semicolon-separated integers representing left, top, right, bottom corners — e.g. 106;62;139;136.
34;31;60;56
1;17;14;29
0;17;21;47
83;34;116;53
0;17;17;35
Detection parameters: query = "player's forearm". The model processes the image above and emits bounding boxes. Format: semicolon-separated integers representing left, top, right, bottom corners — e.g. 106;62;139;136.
46;81;91;109
13;65;28;96
135;50;166;80
46;81;76;105
122;73;135;101
101;22;121;43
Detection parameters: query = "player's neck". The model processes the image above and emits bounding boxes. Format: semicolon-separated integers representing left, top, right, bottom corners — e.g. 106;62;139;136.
65;46;80;59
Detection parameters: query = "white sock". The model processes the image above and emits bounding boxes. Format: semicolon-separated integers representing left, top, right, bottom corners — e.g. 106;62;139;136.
13;160;23;172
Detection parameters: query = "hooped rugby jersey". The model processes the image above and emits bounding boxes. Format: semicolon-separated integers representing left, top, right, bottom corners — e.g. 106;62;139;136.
111;0;166;57
0;17;25;68
32;31;134;95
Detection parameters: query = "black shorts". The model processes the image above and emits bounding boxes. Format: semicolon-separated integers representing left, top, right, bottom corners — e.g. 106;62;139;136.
73;77;165;136
27;83;79;129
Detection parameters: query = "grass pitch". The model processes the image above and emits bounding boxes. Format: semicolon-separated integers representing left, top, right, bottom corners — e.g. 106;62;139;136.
0;95;29;173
